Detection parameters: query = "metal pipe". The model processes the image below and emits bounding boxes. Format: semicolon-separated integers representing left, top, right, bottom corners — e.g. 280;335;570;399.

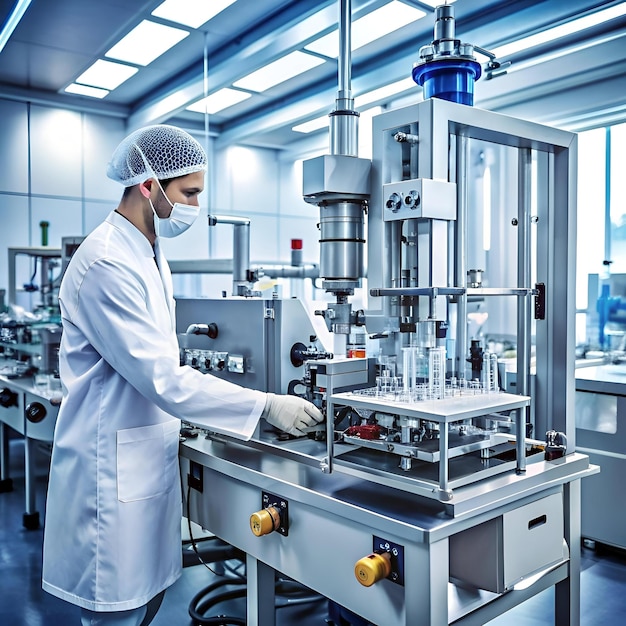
330;0;358;157
371;287;464;297
208;215;251;227
338;0;351;101
208;215;251;296
232;222;250;294
370;286;535;297
169;259;320;280
254;264;319;279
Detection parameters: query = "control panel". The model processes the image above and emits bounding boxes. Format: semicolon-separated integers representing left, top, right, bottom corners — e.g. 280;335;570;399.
183;349;245;375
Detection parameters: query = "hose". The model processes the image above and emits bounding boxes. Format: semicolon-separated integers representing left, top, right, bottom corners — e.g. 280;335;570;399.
188;573;324;625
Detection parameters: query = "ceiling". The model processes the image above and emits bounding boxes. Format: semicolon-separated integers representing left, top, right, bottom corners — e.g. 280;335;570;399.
1;0;626;153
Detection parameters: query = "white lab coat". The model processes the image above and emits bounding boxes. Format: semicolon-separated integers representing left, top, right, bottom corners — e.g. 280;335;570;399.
42;211;266;611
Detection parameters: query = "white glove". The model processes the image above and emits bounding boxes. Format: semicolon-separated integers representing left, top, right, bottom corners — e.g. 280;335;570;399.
262;393;323;436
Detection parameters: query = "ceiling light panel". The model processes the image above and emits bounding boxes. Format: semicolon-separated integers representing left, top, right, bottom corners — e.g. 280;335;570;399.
355;77;416;108
293;116;329;134
492;3;626;59
416;0;456;7
105;20;189;66
187;88;252;114
233;51;326;92
305;1;426;58
64;84;110;99
152;0;238;29
76;60;138;90
0;0;32;55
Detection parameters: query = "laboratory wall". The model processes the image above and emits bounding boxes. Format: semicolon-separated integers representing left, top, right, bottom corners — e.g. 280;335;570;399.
0;98;321;304
0;98;125;303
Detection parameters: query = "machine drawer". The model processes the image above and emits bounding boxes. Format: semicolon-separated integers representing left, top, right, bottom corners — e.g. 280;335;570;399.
449;492;564;593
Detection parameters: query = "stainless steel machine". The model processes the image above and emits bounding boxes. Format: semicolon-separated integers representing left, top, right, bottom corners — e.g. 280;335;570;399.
178;8;597;626
575;272;626;550
178;4;595;624
0;369;60;529
1;245;65;528
576;364;626;551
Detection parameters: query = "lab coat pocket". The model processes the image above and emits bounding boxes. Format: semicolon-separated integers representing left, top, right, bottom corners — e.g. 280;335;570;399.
117;420;180;502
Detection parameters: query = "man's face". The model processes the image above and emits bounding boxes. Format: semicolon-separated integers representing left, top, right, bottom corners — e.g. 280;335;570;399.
153;170;205;218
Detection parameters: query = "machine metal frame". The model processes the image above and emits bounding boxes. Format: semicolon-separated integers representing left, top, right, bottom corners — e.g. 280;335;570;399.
180;100;595;625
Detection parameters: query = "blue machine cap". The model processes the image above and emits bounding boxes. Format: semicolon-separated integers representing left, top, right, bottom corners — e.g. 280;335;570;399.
412;58;482;106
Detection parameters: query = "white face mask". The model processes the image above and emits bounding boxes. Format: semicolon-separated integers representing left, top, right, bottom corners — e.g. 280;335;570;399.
150;179;200;238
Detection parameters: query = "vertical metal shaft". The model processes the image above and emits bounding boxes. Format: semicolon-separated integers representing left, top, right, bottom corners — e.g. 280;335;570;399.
455;135;469;379
331;0;358;157
338;0;351;102
604;127;611;265
517;148;532;472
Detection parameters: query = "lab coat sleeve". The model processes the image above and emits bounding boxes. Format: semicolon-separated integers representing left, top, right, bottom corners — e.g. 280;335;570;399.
67;256;266;440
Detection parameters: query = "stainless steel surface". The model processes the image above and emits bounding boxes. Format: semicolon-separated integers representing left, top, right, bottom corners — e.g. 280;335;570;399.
302;154;371;202
382;178;457;221
332;389;529;422
176;297;328;396
181;436;596;624
576;364;626;550
450;493;566;593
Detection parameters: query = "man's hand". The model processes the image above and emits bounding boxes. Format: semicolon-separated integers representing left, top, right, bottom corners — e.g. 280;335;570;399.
262;393;323;436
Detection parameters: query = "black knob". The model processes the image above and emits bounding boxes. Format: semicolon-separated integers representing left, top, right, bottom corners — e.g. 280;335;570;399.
207;323;218;339
25;401;47;423
0;387;18;408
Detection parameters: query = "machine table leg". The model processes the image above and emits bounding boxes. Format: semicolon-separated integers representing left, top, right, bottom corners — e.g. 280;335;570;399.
23;436;40;529
246;553;276;626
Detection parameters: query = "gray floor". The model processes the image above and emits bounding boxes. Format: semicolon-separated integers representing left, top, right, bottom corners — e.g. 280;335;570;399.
1;436;625;625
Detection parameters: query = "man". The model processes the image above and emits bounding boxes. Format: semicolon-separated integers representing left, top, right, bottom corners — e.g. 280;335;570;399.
42;124;322;626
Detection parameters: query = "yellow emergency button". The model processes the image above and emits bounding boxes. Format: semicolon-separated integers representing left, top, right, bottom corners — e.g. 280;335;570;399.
354;551;392;587
250;506;281;537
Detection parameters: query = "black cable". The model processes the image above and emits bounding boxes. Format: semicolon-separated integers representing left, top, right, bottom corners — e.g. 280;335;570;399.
29;256;38;283
189;577;323;625
186;483;241;577
188;578;247;625
185;476;324;623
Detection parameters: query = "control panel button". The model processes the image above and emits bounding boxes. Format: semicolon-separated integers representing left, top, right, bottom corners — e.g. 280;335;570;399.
354;552;391;587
